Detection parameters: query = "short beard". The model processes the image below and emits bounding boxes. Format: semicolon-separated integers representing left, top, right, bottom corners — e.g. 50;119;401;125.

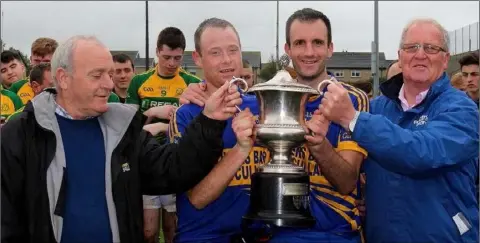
292;62;326;82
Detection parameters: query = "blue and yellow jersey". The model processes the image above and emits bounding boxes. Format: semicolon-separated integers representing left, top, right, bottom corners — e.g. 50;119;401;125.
271;82;369;242
169;94;270;243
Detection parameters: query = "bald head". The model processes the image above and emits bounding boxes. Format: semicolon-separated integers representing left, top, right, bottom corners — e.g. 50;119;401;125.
387;61;402;80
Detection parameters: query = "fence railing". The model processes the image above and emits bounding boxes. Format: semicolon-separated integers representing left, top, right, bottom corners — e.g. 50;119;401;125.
448;22;479;55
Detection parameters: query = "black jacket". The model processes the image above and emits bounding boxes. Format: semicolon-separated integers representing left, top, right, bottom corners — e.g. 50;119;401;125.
1;89;226;243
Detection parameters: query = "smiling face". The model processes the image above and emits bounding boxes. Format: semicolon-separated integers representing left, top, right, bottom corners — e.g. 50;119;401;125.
55;40;115;117
193;26;242;89
398;22;449;88
285;19;333;83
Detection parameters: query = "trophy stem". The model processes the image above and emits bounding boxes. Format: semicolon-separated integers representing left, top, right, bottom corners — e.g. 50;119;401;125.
271;148;292;165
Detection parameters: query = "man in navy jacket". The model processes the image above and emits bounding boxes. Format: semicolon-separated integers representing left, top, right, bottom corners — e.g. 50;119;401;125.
317;18;479;242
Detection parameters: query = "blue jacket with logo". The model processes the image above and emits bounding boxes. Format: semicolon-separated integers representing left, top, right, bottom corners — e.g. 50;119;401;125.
353;73;479;243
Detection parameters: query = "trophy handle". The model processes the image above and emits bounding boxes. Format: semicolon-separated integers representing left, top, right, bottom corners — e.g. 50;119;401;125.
228;76;248;94
317;77;339;95
228;76;248;112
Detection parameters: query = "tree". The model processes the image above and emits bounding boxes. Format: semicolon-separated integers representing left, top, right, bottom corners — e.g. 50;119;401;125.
258;54;278;81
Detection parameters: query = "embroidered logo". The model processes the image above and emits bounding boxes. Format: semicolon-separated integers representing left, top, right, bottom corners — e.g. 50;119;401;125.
121;163;130;172
413;115;428;126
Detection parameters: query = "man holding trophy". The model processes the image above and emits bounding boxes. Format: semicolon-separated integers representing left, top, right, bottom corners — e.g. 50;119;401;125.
180;8;368;243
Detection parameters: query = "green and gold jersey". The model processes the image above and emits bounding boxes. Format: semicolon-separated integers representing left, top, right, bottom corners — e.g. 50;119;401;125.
9;79;34;105
126;67;201;144
108;92;121;103
1;87;24;121
126;67;201;112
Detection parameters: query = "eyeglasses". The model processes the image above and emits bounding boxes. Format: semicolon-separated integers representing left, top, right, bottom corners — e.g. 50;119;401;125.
401;43;446;55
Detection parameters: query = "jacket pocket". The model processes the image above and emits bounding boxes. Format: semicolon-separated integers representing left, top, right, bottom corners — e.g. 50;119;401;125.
441;197;476;242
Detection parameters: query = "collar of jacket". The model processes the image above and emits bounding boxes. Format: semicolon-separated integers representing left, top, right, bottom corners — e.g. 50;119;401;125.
380;72;450;112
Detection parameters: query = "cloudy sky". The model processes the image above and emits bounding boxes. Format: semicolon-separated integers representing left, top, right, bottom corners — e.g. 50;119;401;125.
1;1;478;62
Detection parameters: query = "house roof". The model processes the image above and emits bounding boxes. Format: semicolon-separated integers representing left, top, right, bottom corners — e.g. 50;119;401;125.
326;52;388;69
110;50;140;62
134;58;155;68
181;51;262;69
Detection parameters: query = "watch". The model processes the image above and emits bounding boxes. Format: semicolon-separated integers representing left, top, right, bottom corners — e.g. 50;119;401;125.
348;111;361;133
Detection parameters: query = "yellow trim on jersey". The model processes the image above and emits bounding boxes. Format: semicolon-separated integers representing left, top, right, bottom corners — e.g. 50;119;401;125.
317;195;359;231
311;186;357;206
224;147;270;186
336;141;368;157
168;105;183;142
17;83;34;104
342;82;370;112
1;94;16;116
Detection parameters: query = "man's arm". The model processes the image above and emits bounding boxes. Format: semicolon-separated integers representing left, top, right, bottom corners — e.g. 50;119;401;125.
186;109;254;209
308;139;364;195
140;81;243;195
352;98;479;176
188;145;249;209
1;117;28;243
139;112;226;195
308;88;368;195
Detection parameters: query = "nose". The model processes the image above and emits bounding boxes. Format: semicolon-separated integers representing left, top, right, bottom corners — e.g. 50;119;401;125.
413;46;427;59
304;43;315;57
104;74;115;90
221;51;232;64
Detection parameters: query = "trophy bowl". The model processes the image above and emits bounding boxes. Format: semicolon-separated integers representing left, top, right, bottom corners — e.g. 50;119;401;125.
232;69;319;228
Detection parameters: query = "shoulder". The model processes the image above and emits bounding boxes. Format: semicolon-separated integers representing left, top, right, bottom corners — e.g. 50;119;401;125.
6;106;26;122
1;89;21;100
435;87;478;112
10;79;28;89
178;69;202;84
175;103;202;119
340;82;369;111
132;69;156;84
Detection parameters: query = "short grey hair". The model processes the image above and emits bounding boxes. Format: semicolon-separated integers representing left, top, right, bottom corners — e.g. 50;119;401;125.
194;18;241;54
399;18;450;52
51;35;106;84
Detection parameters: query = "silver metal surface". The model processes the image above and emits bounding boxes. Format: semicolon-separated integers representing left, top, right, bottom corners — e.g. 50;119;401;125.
282;183;310;196
243;70;318;174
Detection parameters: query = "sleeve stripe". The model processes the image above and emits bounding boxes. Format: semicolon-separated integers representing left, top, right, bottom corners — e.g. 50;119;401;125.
342;83;370;112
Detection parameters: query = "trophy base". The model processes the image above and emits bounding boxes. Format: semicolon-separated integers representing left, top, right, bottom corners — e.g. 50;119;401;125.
243;171;315;228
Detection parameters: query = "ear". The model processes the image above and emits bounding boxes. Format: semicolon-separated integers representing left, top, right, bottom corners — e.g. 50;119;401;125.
192;51;203;69
30;81;40;93
55;68;69;90
327;42;334;59
442;52;450;71
284;43;290;56
30;55;33;63
156;47;160;58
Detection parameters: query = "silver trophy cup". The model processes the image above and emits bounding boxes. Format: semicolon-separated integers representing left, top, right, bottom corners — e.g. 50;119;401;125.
231;66;319;228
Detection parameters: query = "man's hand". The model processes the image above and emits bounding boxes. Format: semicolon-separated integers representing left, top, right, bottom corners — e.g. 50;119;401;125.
319;83;356;130
143;105;177;120
304;109;330;149
202;81;242;121
143;122;169;136
179;82;208;106
232;107;256;153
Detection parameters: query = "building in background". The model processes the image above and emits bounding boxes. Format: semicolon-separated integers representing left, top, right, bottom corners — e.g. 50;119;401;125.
326;51;389;82
110;50;155;74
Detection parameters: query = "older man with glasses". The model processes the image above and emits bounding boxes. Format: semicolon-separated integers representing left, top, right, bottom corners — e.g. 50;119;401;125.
318;18;479;243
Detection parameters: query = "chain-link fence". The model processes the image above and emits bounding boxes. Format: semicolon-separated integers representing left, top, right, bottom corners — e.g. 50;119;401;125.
448;22;479;55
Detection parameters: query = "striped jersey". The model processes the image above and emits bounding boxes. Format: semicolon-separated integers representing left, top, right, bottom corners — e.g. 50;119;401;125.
1;87;23;121
169;94;270;243
9;79;34;105
270;82;369;242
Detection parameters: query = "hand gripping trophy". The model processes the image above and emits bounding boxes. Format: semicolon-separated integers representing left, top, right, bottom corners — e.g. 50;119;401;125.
228;53;331;228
